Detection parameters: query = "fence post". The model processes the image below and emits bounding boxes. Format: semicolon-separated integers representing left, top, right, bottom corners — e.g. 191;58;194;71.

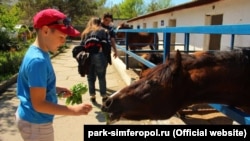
163;32;171;61
230;34;235;50
125;32;129;69
184;33;190;52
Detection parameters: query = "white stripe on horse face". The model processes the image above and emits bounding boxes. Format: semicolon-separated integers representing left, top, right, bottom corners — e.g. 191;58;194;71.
116;26;121;30
110;89;121;98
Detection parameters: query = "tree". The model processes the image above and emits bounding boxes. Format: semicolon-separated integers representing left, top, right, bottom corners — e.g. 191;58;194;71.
117;0;144;19
0;4;20;30
110;0;173;19
91;0;112;20
110;4;122;19
147;0;172;13
16;0;99;26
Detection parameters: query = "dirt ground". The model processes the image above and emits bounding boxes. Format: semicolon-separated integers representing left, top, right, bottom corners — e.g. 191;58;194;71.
178;104;235;124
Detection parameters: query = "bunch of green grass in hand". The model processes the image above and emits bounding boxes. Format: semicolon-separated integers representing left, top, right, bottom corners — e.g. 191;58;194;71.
66;83;88;105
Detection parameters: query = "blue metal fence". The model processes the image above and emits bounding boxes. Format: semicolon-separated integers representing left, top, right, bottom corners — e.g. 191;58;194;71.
115;24;250;124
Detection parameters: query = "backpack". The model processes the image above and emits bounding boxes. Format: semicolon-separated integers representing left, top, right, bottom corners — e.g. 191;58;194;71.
76;51;90;77
72;30;109;77
72;45;85;58
72;45;90;77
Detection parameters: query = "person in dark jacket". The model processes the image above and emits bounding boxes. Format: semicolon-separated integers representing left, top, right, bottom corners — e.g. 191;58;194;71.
81;17;110;103
101;12;118;64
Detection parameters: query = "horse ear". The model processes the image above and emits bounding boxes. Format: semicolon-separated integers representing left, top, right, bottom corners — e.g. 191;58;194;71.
172;50;182;72
121;22;126;26
175;50;182;67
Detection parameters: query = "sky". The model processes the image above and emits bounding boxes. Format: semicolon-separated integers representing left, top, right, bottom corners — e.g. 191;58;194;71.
105;0;192;7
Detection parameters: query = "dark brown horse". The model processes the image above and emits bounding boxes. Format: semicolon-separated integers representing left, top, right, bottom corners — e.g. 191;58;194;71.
102;50;250;122
116;23;159;50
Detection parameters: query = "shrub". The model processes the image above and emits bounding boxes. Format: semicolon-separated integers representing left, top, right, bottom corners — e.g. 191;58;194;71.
0;48;27;82
0;40;68;83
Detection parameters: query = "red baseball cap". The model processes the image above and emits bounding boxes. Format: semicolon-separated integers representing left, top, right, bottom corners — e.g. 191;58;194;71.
33;8;80;37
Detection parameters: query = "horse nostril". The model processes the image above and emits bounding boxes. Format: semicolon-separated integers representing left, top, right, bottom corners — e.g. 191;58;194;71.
101;98;113;112
103;98;113;108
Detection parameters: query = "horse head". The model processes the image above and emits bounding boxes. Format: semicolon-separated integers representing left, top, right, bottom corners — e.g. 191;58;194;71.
116;23;131;39
102;50;187;121
115;23;159;50
102;50;250;122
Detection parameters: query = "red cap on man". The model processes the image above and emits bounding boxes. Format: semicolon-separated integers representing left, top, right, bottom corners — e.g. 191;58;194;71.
33;8;80;37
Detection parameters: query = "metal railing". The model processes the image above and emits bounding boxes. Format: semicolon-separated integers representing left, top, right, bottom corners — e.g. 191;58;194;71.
115;24;250;124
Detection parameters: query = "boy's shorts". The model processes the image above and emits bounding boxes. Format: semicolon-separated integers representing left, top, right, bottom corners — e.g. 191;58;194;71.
15;112;54;141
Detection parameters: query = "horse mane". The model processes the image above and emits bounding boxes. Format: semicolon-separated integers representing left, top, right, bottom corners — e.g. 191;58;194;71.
142;51;181;87
141;50;250;86
182;50;250;69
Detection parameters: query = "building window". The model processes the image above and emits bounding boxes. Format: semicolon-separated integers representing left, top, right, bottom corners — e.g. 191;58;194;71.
161;20;164;26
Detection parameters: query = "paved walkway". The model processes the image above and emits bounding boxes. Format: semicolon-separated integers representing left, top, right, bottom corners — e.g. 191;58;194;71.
0;41;185;141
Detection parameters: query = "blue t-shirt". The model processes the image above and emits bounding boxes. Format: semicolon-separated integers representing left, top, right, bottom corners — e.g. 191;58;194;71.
17;45;57;124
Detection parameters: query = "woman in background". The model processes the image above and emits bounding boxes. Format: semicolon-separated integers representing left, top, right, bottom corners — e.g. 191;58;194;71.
81;17;110;103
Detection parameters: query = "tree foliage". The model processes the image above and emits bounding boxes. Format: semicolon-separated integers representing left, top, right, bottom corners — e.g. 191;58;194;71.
111;0;173;19
115;0;144;19
0;4;20;30
10;0;178;28
16;0;99;26
147;0;172;13
110;4;122;19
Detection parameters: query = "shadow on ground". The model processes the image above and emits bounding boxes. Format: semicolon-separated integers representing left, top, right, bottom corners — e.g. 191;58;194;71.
178;104;234;124
0;84;18;134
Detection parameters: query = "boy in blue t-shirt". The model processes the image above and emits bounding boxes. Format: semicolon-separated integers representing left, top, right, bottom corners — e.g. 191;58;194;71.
16;8;92;141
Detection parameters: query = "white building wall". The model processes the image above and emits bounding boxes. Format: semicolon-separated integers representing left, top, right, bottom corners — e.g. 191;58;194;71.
128;0;250;51
217;0;250;50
